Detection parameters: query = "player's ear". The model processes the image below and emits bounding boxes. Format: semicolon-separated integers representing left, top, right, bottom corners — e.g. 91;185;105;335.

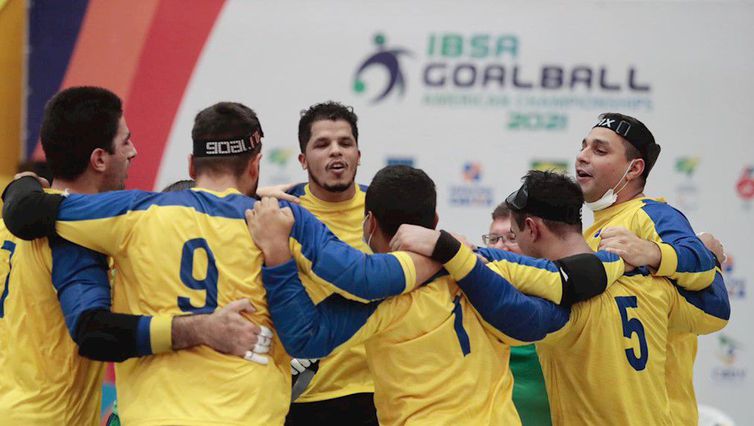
298;152;307;170
432;212;439;229
525;217;539;240
90;148;108;173
188;154;197;179
248;153;262;181
626;158;645;182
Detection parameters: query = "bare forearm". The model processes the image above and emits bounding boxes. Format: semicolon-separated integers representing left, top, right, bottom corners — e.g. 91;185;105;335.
171;315;208;350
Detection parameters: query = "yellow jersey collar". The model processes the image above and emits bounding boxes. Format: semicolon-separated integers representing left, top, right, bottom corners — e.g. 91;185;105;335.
191;187;244;198
304;183;364;209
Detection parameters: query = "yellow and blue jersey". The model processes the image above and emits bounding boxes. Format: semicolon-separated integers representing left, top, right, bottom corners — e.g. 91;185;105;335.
285;183;374;402
0;219;104;425
586;198;716;291
261;237;627;424
262;260;523;425
444;243;729;425
49;187;417;426
585;197;721;425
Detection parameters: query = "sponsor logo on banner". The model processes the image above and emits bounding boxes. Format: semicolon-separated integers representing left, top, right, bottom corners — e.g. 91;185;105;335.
351;33;654;118
530;160;569;173
722;254;746;300
674;157;700;211
736;166;754;208
713;334;747;383
267;148;295;184
386;156;415;167
449;162;494;207
353;34;412;103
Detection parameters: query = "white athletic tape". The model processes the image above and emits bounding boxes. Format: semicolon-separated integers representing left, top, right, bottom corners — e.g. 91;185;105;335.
253;343;270;354
244;351;269;365
259;326;273;338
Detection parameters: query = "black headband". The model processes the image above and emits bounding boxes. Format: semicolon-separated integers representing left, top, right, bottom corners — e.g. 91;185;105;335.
592;113;661;174
193;129;263;157
505;185;582;225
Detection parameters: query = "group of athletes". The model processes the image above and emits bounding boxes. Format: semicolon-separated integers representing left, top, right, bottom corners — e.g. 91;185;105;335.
0;85;730;425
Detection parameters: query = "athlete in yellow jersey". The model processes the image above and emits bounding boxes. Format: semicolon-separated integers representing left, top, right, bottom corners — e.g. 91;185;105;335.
0;88;266;425
2;102;433;426
281;102;377;424
393;170;730;425
575;113;723;424
250;166;627;425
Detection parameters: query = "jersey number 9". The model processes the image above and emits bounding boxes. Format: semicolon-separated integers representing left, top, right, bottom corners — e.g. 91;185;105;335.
178;238;218;314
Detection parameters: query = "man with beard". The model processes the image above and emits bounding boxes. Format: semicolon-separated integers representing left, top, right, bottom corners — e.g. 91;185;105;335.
0;89;266;425
283;101;378;425
2;101;434;425
575;112;724;425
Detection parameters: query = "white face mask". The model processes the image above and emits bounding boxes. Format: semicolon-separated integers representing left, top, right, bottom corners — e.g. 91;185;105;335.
585;160;636;212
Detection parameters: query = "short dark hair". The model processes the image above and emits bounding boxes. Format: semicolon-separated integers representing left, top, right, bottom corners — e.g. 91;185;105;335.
40;86;122;180
365;165;436;237
491;202;511;221
509;170;584;235
298;101;358;152
161;179;196;192
191;102;263;177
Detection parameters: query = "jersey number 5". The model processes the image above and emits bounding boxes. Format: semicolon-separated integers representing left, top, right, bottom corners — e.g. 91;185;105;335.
178;238;218;314
0;240;17;318
615;296;649;371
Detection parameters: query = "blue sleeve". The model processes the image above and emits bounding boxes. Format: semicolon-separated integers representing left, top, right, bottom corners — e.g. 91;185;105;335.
262;259;379;358
286;183;307;197
49;237;112;336
285;201;410;301
457;257;570;342
641;201;716;275
475;247;510;262
674;270;731;321
57;190;147;221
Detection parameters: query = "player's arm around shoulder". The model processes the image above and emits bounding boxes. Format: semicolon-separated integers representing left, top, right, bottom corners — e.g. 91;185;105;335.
2;175;62;240
276;198;438;301
668;267;730;336
392;227;570;343
637;201;716;290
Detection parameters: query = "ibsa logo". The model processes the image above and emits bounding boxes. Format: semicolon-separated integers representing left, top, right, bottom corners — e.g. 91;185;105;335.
674;157;700;211
352;32;653;112
266;148;294;184
449;162;493;207
713;334;747;383
722;254;746;300
353;34;412;103
530;160;569;174
736;166;754;207
385;156;415;167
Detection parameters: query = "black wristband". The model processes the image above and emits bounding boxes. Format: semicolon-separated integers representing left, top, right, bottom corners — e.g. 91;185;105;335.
431;230;462;264
555;253;609;306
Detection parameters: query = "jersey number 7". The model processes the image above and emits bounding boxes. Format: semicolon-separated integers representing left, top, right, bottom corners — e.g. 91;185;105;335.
0;240;17;318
